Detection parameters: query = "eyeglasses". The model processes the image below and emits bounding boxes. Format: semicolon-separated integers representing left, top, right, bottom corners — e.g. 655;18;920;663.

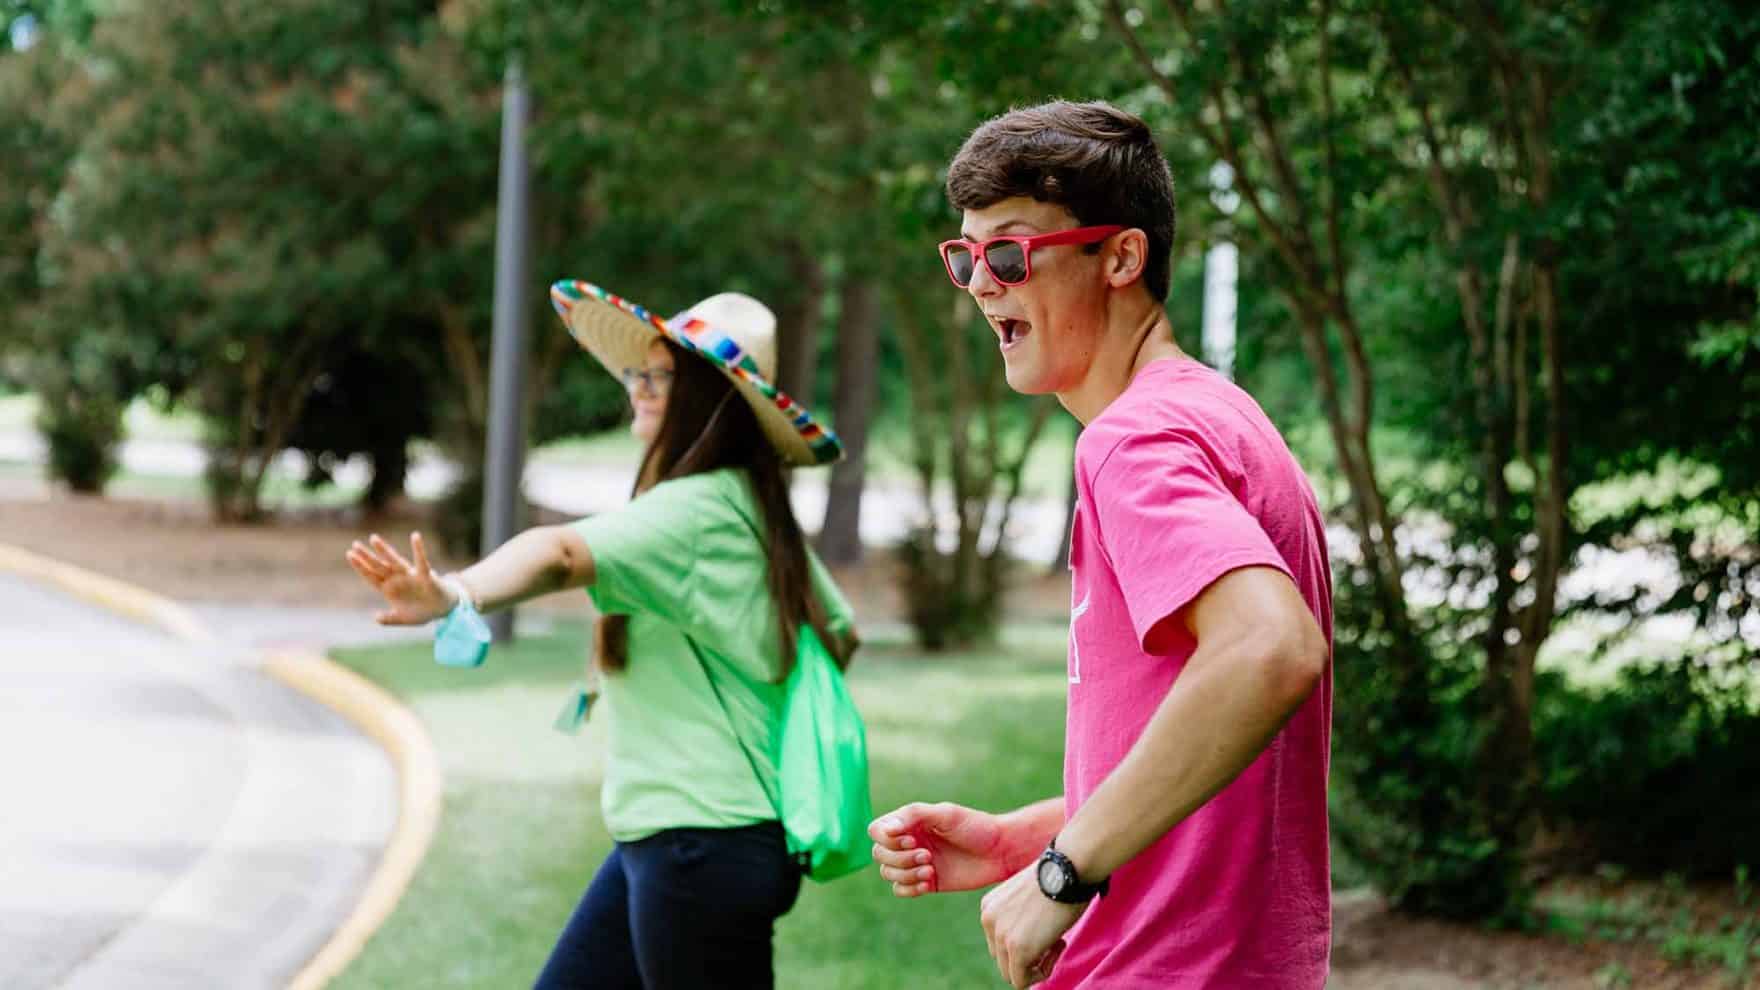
938;225;1123;288
620;367;675;395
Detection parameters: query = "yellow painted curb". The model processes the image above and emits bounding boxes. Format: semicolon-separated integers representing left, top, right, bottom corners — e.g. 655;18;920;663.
0;541;441;990
265;650;441;990
0;543;215;645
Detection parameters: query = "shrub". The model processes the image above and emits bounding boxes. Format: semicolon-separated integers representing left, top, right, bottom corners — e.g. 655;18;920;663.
434;465;485;560
896;526;1007;651
1535;661;1760;877
35;383;123;493
1328;567;1530;921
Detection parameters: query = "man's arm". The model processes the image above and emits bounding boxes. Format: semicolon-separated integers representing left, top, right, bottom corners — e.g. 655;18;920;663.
1051;564;1326;880
977;565;1326;987
995;798;1067;873
870;796;1066;896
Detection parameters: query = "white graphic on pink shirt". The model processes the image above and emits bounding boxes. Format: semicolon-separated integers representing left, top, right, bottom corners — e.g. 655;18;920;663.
1069;592;1090;684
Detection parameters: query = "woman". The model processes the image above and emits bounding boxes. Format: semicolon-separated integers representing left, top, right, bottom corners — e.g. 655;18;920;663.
346;282;858;989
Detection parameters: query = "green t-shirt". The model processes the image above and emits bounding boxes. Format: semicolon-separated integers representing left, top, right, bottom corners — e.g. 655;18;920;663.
570;468;855;842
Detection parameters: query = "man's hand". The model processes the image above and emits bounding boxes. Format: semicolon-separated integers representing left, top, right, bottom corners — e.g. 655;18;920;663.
869;802;1009;896
980;862;1085;988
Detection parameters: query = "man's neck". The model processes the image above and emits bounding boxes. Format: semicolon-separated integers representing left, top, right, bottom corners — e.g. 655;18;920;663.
1058;302;1186;425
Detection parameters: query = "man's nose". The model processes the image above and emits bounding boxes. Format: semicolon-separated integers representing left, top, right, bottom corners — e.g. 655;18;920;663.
965;256;1003;300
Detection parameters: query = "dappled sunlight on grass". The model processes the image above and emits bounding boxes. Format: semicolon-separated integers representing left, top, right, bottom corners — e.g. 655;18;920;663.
866;415;1080;501
121;395;204;442
417;684;608;785
529;429;646;466
855;652;1065;773
0;393;34;430
0;459;370;509
337;627;604;786
779;643;1071;987
0;392;205;441
331;626;612;987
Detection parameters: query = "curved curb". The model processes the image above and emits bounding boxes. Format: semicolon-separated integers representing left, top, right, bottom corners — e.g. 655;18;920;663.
0;541;440;989
0;543;215;645
265;650;442;990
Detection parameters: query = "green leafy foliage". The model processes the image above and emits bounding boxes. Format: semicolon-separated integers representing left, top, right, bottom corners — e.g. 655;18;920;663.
1536;662;1760;878
2;0;1756;926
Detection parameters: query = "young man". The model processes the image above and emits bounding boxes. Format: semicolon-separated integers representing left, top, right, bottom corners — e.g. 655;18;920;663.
870;101;1334;988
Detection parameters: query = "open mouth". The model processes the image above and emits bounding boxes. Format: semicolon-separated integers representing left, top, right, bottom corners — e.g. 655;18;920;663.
997;317;1032;350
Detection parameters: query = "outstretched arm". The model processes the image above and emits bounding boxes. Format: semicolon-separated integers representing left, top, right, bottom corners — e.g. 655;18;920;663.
346;525;595;625
450;525;595;612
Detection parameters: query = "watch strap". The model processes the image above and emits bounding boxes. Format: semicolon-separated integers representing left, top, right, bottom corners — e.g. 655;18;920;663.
1040;841;1109;903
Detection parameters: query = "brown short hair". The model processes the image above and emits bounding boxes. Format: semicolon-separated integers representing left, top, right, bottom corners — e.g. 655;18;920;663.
947;100;1177;302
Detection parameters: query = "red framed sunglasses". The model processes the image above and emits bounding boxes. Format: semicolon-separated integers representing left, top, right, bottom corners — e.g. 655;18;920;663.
938;225;1123;288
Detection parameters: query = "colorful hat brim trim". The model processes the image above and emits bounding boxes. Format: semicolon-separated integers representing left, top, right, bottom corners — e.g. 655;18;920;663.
548;279;844;467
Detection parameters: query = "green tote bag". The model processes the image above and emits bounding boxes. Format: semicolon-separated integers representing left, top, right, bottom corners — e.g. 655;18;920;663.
777;626;872;881
689;626;872;883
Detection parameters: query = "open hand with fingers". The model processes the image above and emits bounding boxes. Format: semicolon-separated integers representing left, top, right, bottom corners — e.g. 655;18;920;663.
345;532;455;625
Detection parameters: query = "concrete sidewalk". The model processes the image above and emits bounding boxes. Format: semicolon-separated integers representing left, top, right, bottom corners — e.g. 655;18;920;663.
0;572;400;989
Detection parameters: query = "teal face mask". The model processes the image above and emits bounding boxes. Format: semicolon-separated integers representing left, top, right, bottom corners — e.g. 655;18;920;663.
433;601;492;668
553;680;598;735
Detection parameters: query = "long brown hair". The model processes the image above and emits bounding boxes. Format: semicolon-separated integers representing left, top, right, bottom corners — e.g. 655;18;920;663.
594;338;839;680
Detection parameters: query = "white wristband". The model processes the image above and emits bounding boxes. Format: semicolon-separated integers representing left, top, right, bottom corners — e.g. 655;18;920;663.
438;573;478;611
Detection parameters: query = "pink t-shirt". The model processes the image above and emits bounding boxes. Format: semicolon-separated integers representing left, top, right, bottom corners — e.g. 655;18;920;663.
1045;358;1334;990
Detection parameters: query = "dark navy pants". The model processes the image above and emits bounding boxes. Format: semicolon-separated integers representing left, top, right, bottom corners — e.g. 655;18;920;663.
534;822;802;989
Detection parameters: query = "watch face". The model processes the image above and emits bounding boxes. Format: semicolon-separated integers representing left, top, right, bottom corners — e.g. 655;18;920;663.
1038;857;1066;896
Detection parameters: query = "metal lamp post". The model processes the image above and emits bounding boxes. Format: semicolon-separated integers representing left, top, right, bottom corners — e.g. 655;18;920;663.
481;59;531;642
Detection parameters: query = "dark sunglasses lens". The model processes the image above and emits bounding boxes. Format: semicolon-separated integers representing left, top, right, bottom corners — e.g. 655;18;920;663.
945;245;976;285
985;241;1027;283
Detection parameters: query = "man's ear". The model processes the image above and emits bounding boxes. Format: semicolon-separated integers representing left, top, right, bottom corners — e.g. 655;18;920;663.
1104;229;1149;289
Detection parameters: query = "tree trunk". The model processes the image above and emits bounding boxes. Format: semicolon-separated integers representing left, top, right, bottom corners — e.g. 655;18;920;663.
818;275;879;564
1051;447;1078;574
775;241;825;405
364;440;408;513
1107;1;1416;655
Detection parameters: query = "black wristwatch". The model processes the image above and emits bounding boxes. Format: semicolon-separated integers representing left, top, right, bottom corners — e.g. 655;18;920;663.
1036;840;1109;904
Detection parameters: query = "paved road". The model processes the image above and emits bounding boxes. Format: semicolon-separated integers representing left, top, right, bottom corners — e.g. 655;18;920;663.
0;574;396;990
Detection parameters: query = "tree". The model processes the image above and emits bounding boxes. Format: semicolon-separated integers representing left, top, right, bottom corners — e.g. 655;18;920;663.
25;0;551;520
0;14;120;489
1096;0;1759;916
892;283;1058;648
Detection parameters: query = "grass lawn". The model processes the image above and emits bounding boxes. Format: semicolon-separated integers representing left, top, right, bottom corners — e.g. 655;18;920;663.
0;393;34;430
0;392;204;441
0;459;366;509
105;470;365;508
329;624;1073;989
533;420;1082;504
863;417;1080;502
529;430;646;467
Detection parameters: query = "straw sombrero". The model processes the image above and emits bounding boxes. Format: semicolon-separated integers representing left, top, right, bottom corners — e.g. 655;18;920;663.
549;279;843;467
